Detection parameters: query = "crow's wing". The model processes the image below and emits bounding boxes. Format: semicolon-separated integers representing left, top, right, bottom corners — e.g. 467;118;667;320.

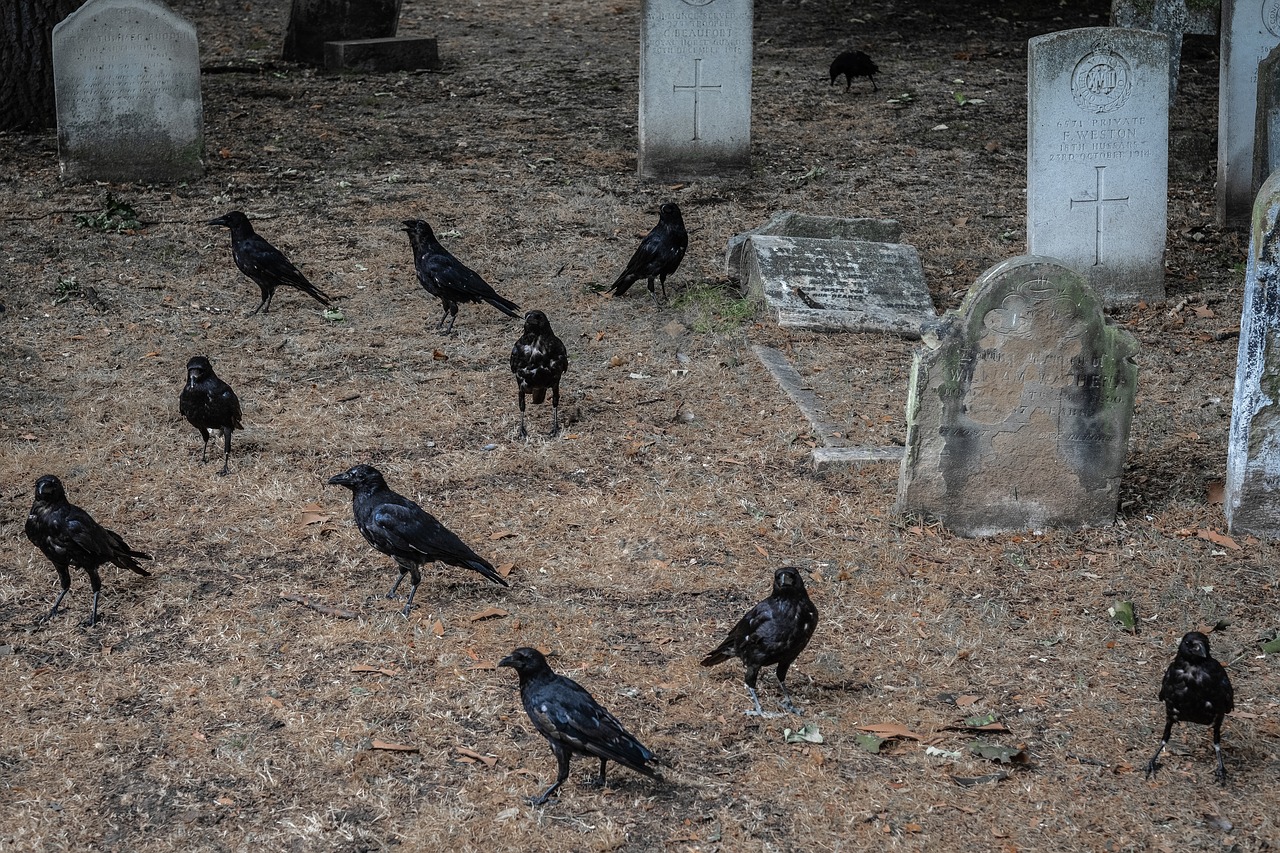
525;674;656;775
236;235;315;291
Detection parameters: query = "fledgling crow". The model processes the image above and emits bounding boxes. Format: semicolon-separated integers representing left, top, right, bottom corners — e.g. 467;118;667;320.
24;475;151;627
830;50;879;92
327;464;508;617
606;202;688;301
208;210;332;316
401;219;521;334
1145;631;1235;784
498;647;661;805
179;355;244;475
701;567;818;716
510;310;569;439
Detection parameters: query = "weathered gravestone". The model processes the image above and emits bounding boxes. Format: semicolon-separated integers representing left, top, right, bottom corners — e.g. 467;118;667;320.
1028;28;1169;305
725;211;902;278
1111;0;1221;96
283;0;402;67
639;0;752;180
896;256;1139;537
1254;43;1280;198
52;0;203;183
1218;0;1280;227
324;37;441;73
1225;170;1280;537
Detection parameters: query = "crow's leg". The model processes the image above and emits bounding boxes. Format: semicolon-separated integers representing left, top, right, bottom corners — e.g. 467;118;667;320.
386;569;409;600
549;383;561;437
219;426;233;476
647;277;659;304
83;566;104;627
246;293;268;317
776;661;802;715
588;757;609;788
1213;716;1228;785
261;287;276;314
659;275;669;301
517;390;528;439
742;665;781;717
870;77;877;93
1145;713;1174;779
530;742;572;806
399;565;423;617
441;303;459;335
41;566;72;624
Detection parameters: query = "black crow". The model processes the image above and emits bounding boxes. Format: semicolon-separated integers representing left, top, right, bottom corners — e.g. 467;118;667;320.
498;646;661;805
701;567;818;716
208;210;332;316
830;50;879;92
179;355;244;475
510;310;569;439
402;219;521;334
24;475;151;627
607;202;688;301
327;464;508;616
1145;631;1235;784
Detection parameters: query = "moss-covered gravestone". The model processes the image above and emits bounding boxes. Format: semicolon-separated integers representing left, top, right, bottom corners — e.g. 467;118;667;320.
897;256;1139;536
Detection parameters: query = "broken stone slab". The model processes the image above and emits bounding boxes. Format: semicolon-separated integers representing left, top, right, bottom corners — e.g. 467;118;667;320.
324;37;441;72
742;236;935;338
726;211;902;278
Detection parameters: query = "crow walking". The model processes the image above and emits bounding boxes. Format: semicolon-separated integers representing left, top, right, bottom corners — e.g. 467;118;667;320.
1145;631;1235;784
327;464;508;616
607;203;688;301
402;219;521;334
208;210;332;315
510;310;569;438
499;647;661;805
829;50;879;92
24;475;151;627
179;355;244;475
701;567;818;716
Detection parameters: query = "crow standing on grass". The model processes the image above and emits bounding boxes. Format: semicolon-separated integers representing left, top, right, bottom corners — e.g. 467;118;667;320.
606;202;688;301
510;310;569;438
701;567;818;717
829;50;879;92
179;355;243;475
498;647;661;806
402;219;521;334
24;475;151;627
1145;630;1235;784
207;210;332;315
327;464;508;617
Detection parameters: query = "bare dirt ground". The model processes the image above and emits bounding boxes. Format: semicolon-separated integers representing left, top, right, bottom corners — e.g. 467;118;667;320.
1;0;1277;849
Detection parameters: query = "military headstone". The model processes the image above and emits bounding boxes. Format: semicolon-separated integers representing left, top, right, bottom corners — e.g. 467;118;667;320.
1225;171;1280;537
1028;28;1170;304
53;0;203;183
1254;43;1280;197
1218;0;1280;227
897;256;1139;537
639;0;752;180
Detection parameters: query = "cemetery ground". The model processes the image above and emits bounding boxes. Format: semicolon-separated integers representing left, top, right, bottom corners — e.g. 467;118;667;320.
0;0;1278;849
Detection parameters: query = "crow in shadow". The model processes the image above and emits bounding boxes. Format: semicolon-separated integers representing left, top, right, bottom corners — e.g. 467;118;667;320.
830;50;879;92
510;310;569;439
179;355;244;475
327;464;508;616
1145;630;1235;784
24;475;151;627
402;219;521;334
606;202;688;301
701;567;818;716
499;646;661;805
208;210;332;316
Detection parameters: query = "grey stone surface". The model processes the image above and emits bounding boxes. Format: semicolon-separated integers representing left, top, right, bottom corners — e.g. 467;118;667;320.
742;235;934;337
283;0;402;67
896;255;1139;537
1225;170;1280;537
726;212;902;278
639;0;752;180
1218;0;1280;227
324;36;440;72
1027;27;1169;304
1111;0;1219;95
53;0;203;183
1254;43;1280;198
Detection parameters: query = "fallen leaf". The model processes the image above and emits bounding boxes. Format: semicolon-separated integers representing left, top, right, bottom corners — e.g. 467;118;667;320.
1194;305;1215;318
432;349;448;361
956;694;981;707
968;740;1031;765
300;510;331;525
455;746;498;767
351;664;400;677
489;530;517;540
854;733;884;753
1196;529;1240;550
784;724;824;744
371;740;419;753
753;544;768;557
857;722;924;741
431;620;444;637
215;795;234;806
952;771;1010;786
1108;600;1136;633
280;594;358;619
469;606;509;622
1262;635;1280;655
1206;481;1225;505
496;562;514;579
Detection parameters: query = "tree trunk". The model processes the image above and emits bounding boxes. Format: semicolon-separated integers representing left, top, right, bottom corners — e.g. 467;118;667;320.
282;0;403;67
0;0;81;130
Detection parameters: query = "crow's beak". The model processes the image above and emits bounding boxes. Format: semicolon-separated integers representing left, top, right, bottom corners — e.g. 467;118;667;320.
497;654;515;669
401;220;417;231
327;472;351;486
207;215;229;227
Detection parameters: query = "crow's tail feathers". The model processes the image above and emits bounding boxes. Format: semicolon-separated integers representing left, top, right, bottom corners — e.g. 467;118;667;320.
700;647;734;668
468;558;510;587
486;295;521;319
299;281;333;307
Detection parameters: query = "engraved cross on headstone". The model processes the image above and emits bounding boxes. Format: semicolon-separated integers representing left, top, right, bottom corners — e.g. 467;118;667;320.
1069;165;1130;266
672;57;721;141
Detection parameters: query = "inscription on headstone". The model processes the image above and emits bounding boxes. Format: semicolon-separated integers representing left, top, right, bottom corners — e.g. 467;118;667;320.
639;0;752;180
1254;43;1280;198
1028;28;1169;304
53;0;203;183
1218;0;1280;227
896;255;1139;537
726;212;902;278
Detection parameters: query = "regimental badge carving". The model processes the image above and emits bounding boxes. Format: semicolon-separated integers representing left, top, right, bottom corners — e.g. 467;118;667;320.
1071;48;1132;114
679;0;717;6
1265;0;1280;38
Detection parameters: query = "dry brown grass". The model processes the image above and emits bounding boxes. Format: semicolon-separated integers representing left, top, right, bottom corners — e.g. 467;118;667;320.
1;0;1277;850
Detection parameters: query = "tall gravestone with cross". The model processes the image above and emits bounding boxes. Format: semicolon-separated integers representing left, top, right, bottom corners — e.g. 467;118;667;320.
1219;0;1280;227
1027;28;1169;305
639;0;752;180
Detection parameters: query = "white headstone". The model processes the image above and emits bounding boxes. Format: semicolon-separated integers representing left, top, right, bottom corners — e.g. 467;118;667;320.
1027;28;1169;305
1218;0;1280;227
1254;43;1280;201
53;0;204;183
639;0;752;180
